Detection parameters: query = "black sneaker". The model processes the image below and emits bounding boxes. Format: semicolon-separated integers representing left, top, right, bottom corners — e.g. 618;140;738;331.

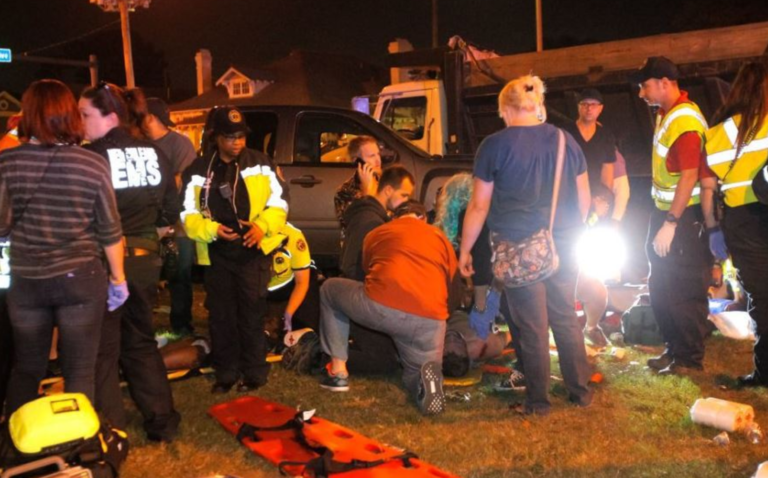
647;352;673;370
319;365;349;392
738;372;768;388
417;361;445;416
236;380;265;393
211;381;235;394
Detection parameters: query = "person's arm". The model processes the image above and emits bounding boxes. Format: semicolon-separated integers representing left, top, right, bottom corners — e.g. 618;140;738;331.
157;151;180;231
653;167;697;258
246;165;289;248
611;149;630;221
180;171;225;243
103;240;126;284
576;172;591;222
284;268;310;324
600;162;615;191
459;179;493;277
700;176;719;229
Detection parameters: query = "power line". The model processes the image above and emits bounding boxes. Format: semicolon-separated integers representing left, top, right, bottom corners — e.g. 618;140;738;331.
21;20;121;56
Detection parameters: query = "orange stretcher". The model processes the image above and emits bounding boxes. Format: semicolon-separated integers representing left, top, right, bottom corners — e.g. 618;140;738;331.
208;396;459;478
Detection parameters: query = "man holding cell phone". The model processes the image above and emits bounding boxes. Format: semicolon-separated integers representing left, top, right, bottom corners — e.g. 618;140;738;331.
181;106;289;394
334;135;382;231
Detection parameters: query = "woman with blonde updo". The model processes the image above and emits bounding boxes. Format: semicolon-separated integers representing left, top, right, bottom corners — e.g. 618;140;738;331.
458;75;593;415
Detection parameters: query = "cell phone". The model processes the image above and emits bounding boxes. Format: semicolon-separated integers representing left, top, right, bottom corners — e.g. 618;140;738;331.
354;157;380;181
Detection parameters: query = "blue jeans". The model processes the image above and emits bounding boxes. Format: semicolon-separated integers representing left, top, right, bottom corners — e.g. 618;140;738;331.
169;236;194;335
6;258;107;415
504;243;592;414
319;278;445;398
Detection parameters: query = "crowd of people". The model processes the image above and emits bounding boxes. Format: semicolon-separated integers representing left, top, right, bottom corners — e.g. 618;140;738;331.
0;53;767;440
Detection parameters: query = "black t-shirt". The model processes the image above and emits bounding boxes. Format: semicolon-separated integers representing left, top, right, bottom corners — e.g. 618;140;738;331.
473;123;587;243
562;121;617;192
86;128;178;238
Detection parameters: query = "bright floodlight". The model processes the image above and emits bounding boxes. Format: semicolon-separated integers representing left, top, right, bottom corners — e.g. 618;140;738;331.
577;227;626;282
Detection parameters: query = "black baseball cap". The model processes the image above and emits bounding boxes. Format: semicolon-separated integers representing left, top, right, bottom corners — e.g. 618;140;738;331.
578;88;603;104
146;98;175;128
629;56;680;84
207;106;249;136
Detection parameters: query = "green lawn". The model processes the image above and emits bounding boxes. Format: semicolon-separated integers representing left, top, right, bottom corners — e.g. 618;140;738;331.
119;287;768;478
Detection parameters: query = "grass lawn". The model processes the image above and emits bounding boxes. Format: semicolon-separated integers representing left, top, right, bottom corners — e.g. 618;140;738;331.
118;286;768;478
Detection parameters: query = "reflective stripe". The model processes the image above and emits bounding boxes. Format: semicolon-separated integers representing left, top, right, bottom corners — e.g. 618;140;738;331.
720;180;752;191
764;165;768;183
654;107;708;145
655;142;669;158
653;107;707;159
708;137;768;166
180;175;206;222
652;186;701;202
241;164;289;212
724;117;739;146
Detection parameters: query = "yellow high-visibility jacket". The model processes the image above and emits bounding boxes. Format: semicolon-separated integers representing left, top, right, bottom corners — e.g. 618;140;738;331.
180;148;288;265
706;114;768;207
651;101;708;210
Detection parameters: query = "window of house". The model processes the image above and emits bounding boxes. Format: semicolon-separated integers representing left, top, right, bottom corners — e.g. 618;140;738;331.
231;80;251;98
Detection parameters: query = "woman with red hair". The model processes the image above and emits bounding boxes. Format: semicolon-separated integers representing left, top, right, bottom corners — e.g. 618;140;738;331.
0;79;126;415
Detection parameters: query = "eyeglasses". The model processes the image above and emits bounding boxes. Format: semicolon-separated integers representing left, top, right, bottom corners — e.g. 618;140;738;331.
579;102;602;109
222;133;247;142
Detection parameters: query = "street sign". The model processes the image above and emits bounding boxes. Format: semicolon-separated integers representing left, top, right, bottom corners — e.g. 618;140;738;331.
0;49;11;63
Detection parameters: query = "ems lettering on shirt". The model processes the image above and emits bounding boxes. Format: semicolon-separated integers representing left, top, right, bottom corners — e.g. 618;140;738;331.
107;147;162;189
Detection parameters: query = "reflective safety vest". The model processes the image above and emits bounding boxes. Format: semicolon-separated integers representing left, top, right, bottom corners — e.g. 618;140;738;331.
705;114;768;207
651;102;708;210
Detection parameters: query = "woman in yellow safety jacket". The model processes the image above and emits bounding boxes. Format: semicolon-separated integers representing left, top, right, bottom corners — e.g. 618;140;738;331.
703;61;768;387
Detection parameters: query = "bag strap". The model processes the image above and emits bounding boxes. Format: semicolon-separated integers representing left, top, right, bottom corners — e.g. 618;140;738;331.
548;129;566;232
13;147;58;229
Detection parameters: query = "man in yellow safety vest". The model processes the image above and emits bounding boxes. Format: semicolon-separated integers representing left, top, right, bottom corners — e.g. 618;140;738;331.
630;56;713;376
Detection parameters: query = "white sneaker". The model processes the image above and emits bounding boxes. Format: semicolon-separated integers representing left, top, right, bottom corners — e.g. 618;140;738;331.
494;369;527;391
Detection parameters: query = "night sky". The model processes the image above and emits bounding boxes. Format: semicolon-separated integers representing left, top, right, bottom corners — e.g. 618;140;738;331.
1;0;767;100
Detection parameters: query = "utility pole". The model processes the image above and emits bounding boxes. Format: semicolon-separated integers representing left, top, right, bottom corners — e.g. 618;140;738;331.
535;0;543;52
431;0;439;48
90;0;151;87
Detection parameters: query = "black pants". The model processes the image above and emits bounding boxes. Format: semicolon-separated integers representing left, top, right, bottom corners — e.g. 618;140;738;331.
169;236;195;335
722;203;768;378
266;268;320;332
7;259;107;417
0;290;11;415
645;207;711;368
205;252;271;385
95;253;180;440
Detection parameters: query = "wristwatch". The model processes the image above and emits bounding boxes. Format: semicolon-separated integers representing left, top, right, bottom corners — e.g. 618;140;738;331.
665;213;679;224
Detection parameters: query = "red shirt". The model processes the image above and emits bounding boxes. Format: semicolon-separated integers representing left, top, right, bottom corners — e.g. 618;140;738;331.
363;217;457;320
658;91;714;179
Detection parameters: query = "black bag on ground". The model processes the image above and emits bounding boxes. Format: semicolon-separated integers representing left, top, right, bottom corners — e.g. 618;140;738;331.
621;294;664;346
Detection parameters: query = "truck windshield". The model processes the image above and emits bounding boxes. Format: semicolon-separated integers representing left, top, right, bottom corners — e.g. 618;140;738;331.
380;96;427;141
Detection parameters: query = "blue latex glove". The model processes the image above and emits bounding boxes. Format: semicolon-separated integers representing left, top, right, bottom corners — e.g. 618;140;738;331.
283;312;293;332
469;288;501;340
708;227;728;261
107;281;129;312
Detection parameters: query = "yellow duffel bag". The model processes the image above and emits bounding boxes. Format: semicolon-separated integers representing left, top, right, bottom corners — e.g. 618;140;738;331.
9;394;100;455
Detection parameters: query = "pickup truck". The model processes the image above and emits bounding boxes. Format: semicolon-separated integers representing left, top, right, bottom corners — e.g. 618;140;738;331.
221;105;473;269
